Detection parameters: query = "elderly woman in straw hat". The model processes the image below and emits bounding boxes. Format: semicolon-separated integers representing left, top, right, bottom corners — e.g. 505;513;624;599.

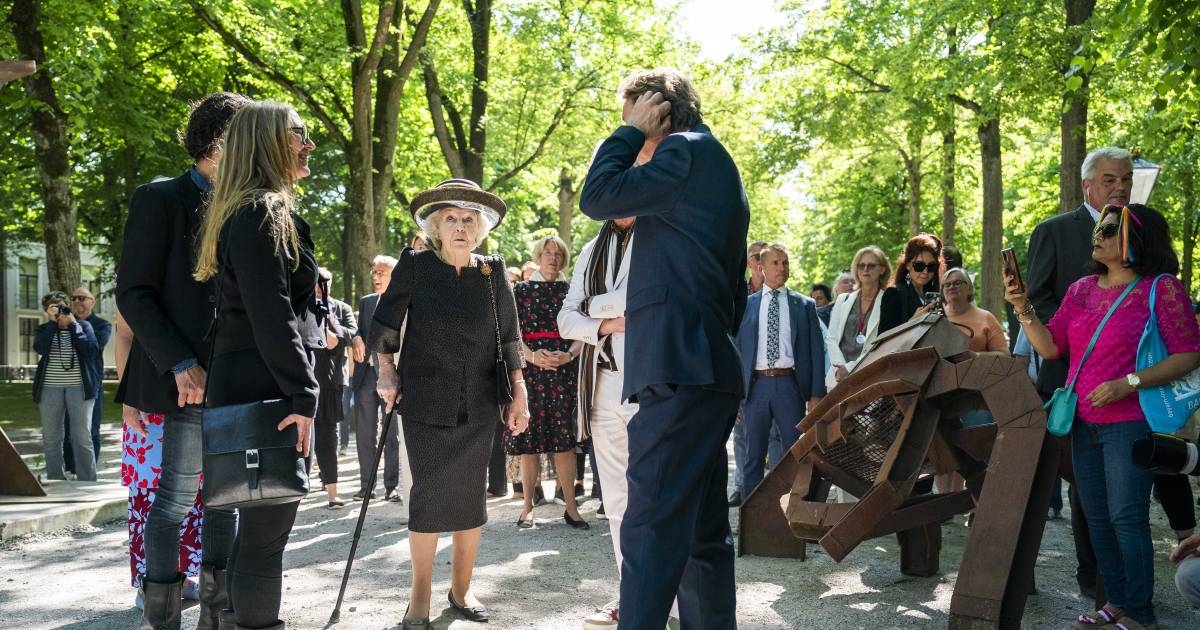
371;178;530;628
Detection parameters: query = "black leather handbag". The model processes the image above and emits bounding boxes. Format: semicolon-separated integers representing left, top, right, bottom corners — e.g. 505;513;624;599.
480;256;513;406
199;242;309;510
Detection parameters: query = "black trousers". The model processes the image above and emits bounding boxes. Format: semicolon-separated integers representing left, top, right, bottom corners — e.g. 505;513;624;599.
227;500;301;628
314;415;340;486
1154;473;1197;532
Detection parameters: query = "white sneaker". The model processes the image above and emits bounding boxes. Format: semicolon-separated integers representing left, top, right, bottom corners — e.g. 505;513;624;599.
582;601;619;629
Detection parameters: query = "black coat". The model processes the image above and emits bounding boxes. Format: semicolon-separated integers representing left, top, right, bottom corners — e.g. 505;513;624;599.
878;281;928;334
369;249;523;427
115;171;216;414
322;297;357;387
1026;204;1096;394
205;201;320;417
580;124;751;402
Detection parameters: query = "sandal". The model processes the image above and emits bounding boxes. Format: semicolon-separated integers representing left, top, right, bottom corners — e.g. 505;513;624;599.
1074;606;1123;629
516;511;535;529
1102;618;1158;630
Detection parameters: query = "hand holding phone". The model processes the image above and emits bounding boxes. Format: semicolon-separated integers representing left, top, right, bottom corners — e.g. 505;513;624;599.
1001;248;1024;294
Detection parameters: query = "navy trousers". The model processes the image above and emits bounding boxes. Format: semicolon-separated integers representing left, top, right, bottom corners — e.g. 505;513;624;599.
740;375;804;497
618;384;739;630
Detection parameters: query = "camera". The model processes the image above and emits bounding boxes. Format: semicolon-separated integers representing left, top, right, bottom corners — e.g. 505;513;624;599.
1132;433;1199;476
53;303;72;317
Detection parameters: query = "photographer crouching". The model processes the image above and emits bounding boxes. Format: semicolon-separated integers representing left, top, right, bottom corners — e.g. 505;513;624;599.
32;291;101;481
1133;431;1200;606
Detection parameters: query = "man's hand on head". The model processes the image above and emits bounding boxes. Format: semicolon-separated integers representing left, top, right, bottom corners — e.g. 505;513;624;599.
625;91;672;139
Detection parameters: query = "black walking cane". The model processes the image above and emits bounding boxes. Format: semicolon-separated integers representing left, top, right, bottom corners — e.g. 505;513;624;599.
329;406;397;624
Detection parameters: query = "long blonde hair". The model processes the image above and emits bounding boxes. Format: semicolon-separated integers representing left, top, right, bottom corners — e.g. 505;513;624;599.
194;101;301;280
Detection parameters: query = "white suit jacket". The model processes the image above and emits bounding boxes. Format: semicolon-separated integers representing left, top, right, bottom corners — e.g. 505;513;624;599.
558;232;634;439
824;289;882;391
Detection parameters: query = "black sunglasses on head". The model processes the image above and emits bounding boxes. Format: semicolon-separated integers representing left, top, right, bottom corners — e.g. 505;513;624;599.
910;261;939;273
1094;223;1120;239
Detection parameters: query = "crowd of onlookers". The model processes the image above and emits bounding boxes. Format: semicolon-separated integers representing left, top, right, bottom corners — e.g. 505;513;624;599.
25;83;1200;630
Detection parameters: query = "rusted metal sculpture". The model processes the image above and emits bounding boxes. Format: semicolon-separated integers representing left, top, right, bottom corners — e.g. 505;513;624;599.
739;313;1059;629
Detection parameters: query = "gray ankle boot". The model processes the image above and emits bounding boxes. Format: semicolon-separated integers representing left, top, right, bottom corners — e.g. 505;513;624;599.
217;609;236;629
196;566;228;630
139;574;183;630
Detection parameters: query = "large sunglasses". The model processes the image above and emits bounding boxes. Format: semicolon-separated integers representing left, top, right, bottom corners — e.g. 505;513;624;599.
1093;223;1120;239
910;261;939;273
289;126;312;145
856;262;879;271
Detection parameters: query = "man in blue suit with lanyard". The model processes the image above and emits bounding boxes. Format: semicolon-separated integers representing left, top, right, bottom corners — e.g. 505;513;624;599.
581;69;750;630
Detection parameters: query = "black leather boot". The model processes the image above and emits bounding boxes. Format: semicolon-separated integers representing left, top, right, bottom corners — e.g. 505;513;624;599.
235;622;283;629
196;565;228;630
139;574;183;630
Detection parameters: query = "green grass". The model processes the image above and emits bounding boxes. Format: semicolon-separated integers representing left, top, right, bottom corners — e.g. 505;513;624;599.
0;381;123;433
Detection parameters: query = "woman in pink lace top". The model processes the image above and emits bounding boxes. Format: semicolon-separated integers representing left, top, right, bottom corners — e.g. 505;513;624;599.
1005;204;1200;630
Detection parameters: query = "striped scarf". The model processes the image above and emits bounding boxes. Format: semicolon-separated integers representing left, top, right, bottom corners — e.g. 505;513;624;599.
577;221;626;438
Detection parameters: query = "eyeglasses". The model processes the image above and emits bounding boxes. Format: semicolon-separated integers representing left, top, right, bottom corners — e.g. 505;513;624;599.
910;261;939;273
69;295;92;302
943;280;969;289
540;251;565;259
289;126;312;146
856;262;879;271
1093;223;1120;239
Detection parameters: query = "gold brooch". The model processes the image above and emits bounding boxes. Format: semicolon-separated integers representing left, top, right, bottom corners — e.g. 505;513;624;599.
480;263;493;277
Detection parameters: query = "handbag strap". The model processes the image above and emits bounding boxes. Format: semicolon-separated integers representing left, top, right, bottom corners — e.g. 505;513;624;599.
1065;276;1140;392
1147;273;1169;320
479;256;505;367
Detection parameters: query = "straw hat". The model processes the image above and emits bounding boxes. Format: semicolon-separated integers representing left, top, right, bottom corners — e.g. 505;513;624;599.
410;178;506;231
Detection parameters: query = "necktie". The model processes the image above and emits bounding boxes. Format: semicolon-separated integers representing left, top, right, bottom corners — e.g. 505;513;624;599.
767;289;780;368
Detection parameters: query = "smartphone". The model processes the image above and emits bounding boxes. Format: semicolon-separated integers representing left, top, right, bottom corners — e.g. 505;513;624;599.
923;292;943;309
1001;248;1024;293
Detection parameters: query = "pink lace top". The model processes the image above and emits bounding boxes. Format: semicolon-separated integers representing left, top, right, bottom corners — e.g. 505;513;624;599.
1046;274;1200;424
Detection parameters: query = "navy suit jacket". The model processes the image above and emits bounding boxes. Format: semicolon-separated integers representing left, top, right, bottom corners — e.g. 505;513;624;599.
736;289;827;403
350;293;380;391
581;124;750;401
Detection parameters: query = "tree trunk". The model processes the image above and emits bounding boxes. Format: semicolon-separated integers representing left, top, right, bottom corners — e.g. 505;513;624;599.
1181;165;1197;296
1060;0;1096;214
557;167;576;248
463;0;490;185
941;125;956;246
901;149;922;237
978;117;1004;318
10;0;81;293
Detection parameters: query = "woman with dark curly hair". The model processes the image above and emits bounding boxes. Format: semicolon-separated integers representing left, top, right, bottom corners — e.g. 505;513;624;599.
1005;204;1200;630
879;232;942;334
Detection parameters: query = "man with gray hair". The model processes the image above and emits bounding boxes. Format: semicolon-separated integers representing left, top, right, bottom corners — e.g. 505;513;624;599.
349;254;403;503
1025;145;1132;600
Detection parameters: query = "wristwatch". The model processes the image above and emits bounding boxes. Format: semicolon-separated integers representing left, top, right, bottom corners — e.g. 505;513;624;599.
1126;373;1142;390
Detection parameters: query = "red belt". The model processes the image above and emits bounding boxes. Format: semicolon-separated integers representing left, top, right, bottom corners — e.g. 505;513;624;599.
522;331;561;341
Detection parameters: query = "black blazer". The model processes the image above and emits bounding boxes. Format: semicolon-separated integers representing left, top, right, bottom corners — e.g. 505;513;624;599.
878;281;927;334
115;171;216;414
580;124;751;402
369;249;523;427
350;293;381;391
205;201;320;418
326;297;358;386
1026;204;1096;394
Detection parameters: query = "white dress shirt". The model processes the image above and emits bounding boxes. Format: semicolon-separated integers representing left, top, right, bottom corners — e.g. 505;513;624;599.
754;285;794;370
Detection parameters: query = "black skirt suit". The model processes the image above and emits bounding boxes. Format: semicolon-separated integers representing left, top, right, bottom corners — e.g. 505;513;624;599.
370;248;523;533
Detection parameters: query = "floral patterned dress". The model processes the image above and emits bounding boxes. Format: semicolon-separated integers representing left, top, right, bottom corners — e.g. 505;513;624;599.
121;413;203;588
505;280;579;455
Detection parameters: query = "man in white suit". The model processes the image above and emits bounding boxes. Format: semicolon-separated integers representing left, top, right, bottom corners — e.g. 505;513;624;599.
561;216;666;629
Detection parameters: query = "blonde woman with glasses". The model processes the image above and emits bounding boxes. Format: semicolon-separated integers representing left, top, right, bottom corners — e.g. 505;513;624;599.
192;101;319;630
824;245;890;391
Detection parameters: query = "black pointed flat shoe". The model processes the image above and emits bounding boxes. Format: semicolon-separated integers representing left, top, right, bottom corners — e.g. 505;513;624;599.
516;514;535;529
401;605;429;629
564;511;590;530
448;591;489;622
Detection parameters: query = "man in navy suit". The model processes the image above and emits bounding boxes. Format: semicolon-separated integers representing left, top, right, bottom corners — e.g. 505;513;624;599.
349;255;402;502
735;244;825;498
580;69;750;630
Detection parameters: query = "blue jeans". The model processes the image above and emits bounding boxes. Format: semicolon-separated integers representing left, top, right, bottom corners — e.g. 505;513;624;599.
144;406;237;582
1176;556;1200;607
1071;420;1156;624
38;385;95;481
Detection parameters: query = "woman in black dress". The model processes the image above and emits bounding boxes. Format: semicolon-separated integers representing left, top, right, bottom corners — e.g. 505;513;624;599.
192;101;319;630
505;234;587;529
878;233;943;334
372;179;530;628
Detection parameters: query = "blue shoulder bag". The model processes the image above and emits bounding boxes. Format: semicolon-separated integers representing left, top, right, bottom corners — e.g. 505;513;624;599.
1044;278;1139;437
1135;273;1200;432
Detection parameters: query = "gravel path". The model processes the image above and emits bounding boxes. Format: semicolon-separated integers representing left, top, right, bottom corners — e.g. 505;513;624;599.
1;446;1197;629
